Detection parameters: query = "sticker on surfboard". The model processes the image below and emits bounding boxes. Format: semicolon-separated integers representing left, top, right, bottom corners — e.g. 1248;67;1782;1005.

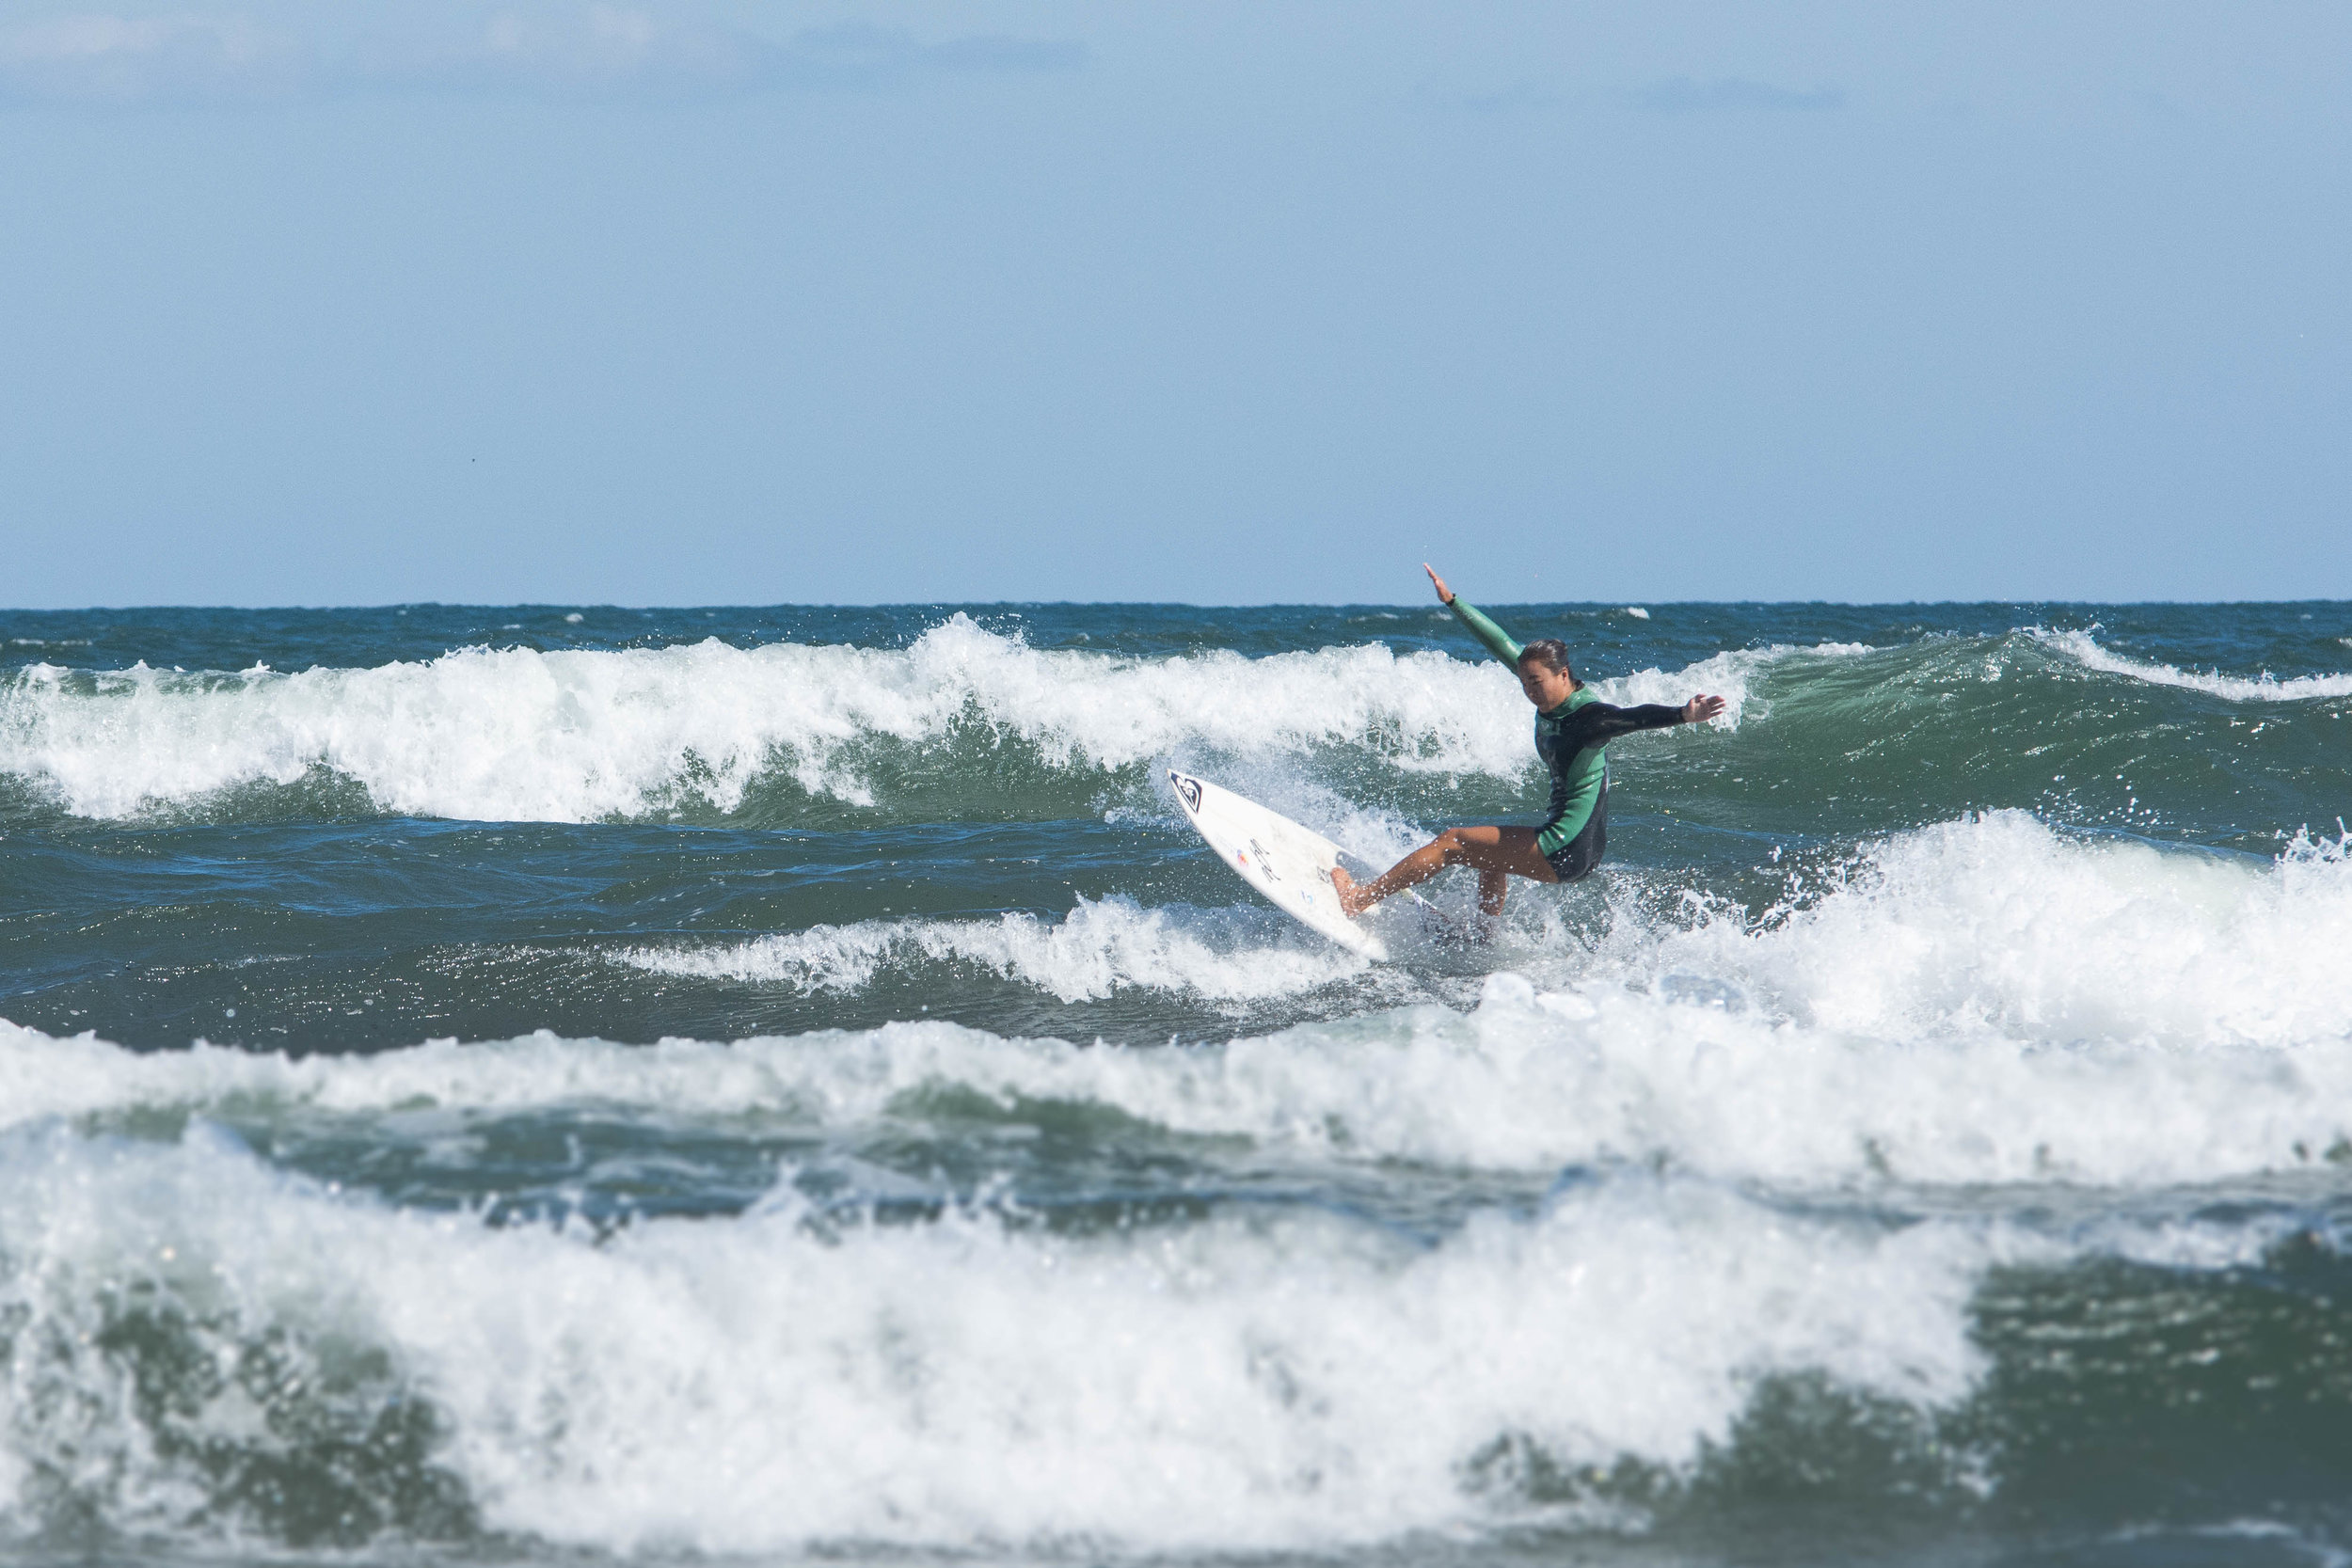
1167;768;1389;958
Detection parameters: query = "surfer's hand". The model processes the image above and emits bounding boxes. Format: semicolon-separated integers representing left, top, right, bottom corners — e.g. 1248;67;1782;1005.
1423;563;1454;605
1683;695;1727;723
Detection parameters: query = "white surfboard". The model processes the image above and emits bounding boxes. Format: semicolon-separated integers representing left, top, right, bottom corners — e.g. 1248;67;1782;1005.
1168;768;1389;958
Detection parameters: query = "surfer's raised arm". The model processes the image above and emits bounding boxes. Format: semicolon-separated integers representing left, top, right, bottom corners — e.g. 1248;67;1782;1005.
1426;564;1723;725
1424;563;1524;668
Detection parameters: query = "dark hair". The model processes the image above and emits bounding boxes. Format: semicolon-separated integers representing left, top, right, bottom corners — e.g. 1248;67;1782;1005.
1517;639;1574;679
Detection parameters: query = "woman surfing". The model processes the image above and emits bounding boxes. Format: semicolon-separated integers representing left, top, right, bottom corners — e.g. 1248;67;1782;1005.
1330;564;1727;920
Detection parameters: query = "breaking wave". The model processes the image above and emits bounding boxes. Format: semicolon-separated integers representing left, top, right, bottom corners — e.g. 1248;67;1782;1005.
2037;626;2352;702
14;816;2352;1186
0;617;1781;824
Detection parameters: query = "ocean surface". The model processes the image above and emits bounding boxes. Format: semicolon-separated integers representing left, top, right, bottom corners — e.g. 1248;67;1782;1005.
3;599;2350;1568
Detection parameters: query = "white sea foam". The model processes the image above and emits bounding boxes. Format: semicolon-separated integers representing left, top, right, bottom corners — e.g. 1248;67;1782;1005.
1614;812;2352;1054
613;800;2352;1051
618;895;1377;1003
0;618;1793;822
2038;626;2352;702
5;816;2347;1546
8;820;2352;1187
0;1117;2018;1551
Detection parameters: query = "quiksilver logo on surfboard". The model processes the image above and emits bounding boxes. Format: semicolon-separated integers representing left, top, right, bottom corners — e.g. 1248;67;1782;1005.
1169;771;1202;812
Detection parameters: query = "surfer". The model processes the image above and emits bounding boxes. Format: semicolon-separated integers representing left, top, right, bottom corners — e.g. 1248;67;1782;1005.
1331;564;1727;919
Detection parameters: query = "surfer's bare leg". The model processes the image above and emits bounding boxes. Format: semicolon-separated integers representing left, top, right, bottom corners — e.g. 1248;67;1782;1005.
1329;825;1556;917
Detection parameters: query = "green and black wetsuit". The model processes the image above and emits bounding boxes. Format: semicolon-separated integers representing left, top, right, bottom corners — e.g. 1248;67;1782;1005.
1450;597;1689;881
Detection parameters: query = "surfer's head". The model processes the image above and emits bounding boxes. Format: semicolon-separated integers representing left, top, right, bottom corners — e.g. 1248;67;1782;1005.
1515;641;1579;708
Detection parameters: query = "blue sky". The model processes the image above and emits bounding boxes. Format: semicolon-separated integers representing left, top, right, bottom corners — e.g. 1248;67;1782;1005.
3;2;2346;607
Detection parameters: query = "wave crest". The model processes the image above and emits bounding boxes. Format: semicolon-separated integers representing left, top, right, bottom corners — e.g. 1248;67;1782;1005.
10;814;2352;1186
2037;626;2352;702
0;1117;1996;1552
0;617;1772;824
618;895;1375;1003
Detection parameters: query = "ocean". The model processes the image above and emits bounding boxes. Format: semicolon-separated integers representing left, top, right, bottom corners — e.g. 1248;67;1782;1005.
2;599;2348;1568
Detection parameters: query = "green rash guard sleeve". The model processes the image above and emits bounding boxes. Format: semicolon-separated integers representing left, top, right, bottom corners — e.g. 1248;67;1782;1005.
1448;597;1523;667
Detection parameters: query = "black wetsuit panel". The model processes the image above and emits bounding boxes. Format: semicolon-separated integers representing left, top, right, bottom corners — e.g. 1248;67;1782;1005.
1542;785;1609;882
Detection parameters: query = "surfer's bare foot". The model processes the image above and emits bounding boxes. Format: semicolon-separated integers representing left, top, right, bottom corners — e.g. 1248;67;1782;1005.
1329;866;1369;917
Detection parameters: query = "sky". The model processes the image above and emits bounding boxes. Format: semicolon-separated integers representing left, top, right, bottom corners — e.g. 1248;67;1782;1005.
2;2;2346;607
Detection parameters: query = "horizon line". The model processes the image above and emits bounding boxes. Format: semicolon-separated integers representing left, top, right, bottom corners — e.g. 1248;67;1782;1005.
8;596;2351;614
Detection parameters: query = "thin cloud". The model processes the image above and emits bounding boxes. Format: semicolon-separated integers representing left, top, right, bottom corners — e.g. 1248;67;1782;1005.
780;23;1085;86
1435;78;1565;116
0;13;304;104
0;8;1085;106
1636;76;1846;115
373;11;1085;98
